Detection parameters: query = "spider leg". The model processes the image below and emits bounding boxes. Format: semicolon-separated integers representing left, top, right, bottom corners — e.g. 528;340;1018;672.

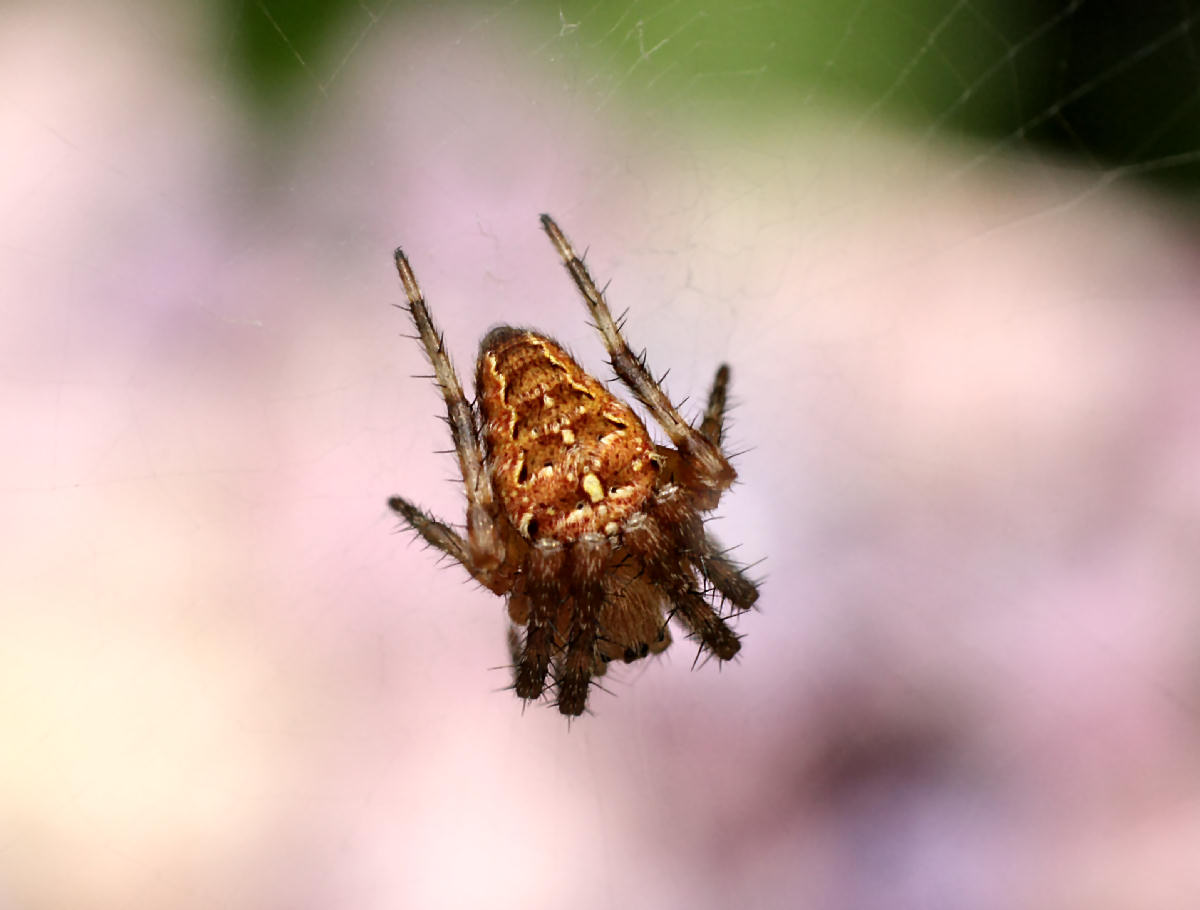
671;588;741;660
699;363;730;446
688;363;736;509
540;215;735;500
389;496;470;563
622;509;741;662
690;531;760;611
648;484;753;605
557;534;610;716
389;495;511;595
649;481;758;611
392;249;506;575
515;540;566;701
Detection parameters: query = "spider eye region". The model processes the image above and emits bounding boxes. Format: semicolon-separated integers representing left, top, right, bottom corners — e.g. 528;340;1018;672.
478;329;656;542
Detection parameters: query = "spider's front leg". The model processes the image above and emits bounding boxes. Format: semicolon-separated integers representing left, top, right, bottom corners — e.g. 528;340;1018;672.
389;248;508;589
540;215;735;503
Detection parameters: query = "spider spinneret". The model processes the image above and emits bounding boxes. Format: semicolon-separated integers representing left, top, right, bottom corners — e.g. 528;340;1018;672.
388;215;758;717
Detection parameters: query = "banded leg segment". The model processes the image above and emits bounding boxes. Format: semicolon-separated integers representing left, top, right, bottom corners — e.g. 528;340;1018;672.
515;540;566;700
558;534;610;716
393;249;505;575
539;215;735;498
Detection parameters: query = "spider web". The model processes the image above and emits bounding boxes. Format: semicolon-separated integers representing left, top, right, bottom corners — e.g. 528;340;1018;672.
3;1;1200;909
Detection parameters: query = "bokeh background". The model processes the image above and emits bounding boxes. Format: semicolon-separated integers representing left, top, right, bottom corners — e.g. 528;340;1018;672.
4;1;1200;908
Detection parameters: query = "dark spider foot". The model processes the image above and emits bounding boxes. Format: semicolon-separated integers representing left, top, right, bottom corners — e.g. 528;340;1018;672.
708;627;741;661
674;590;742;661
692;544;760;612
716;571;759;612
513;623;552;699
556;671;591;716
515;657;549;700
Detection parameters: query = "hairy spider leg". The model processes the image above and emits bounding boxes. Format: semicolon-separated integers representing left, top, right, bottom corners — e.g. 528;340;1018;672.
540;215;735;501
691;535;760;611
622;508;742;660
388;495;470;566
654;480;759;612
514;540;565;699
390;248;508;591
699;363;730;447
557;534;610;716
686;363;760;608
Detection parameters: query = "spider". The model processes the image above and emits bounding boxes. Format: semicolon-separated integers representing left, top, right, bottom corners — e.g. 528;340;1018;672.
388;215;759;717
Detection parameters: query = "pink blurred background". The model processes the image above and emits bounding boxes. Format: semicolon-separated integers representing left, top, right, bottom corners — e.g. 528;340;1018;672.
3;3;1200;908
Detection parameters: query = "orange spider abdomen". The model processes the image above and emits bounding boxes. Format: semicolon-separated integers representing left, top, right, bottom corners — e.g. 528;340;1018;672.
476;327;658;542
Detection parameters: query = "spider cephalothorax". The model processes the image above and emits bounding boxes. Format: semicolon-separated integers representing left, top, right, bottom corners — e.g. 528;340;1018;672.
388;215;758;717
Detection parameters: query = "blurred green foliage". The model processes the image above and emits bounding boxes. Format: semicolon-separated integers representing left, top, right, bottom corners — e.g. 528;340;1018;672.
221;0;351;106
221;0;1200;190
